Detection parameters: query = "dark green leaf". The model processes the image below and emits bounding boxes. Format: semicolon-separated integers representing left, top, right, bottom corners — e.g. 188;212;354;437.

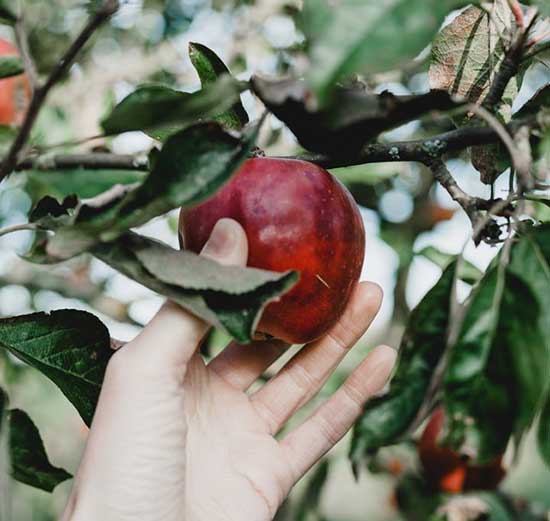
93;232;298;343
444;264;547;463
350;263;456;467
9;409;72;492
302;0;472;104
252;76;461;155
538;393;550;466
101;76;247;136
0;310;112;426
189;42;249;130
295;459;330;521
0;55;23;79
508;224;550;353
417;246;483;285
508;225;550;467
29;123;257;261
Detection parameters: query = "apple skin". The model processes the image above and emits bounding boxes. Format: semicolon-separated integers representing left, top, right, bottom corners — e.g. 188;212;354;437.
179;157;365;344
419;408;505;493
0;39;30;125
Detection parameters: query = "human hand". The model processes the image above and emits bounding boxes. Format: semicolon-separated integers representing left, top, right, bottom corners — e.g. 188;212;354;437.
62;218;396;521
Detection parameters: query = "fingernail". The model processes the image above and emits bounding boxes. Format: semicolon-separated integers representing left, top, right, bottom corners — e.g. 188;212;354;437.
364;345;397;394
201;218;237;258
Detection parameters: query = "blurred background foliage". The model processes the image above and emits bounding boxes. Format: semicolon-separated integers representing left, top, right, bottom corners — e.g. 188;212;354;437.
0;0;548;520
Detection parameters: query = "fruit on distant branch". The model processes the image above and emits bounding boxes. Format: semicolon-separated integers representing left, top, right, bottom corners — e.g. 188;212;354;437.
0;39;30;125
419;408;505;493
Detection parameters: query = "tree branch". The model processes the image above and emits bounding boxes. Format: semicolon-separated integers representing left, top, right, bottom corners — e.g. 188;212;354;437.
482;10;537;112
16;153;149;172
286;118;535;168
5;117;534;177
0;0;119;182
423;158;482;221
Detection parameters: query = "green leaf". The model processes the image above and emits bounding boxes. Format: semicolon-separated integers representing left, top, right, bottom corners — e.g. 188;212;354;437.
25;169;146;201
9;409;72;492
509;225;550;468
295;459;330;521
350;263;456;467
252;76;461;155
443;263;547;463
302;0;472;104
101;76;247;137
0;310;112;426
538;393;550;466
0;55;23;79
189;42;249;130
417;246;483;285
508;224;550;354
93;232;298;343
29;123;257;261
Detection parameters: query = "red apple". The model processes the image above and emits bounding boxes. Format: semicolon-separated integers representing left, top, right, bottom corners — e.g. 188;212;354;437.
0;39;30;125
179;157;365;344
419;408;505;493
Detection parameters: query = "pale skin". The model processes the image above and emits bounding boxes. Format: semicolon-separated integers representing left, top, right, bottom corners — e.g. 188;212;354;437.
62;218;396;521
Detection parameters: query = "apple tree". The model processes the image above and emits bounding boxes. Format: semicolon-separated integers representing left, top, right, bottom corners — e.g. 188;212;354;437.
0;0;549;519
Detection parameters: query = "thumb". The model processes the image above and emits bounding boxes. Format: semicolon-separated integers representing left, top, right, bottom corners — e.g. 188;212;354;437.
200;218;249;267
127;218;248;368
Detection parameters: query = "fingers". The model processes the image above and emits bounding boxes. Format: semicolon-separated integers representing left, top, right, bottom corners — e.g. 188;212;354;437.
208;338;290;391
251;282;383;434
281;345;396;482
122;218;248;369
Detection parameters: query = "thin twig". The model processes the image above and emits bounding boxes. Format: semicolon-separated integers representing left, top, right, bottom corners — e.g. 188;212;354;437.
470;104;533;192
0;0;119;182
14;17;38;90
423;158;482;222
0;222;38;238
32;133;106;152
0;264;141;326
